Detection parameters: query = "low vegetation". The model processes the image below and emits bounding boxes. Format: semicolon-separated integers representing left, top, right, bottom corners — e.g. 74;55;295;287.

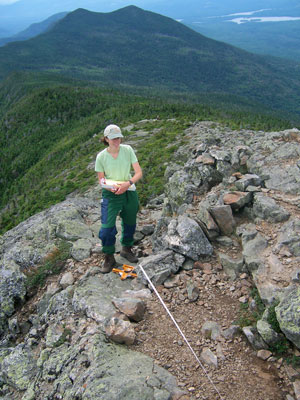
0;72;297;234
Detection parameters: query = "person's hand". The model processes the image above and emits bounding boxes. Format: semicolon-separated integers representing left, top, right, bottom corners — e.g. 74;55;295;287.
115;181;130;195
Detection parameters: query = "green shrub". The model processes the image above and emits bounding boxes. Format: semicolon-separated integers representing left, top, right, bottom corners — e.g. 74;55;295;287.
25;241;71;293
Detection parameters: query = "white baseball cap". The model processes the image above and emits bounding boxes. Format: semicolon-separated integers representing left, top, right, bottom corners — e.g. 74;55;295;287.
103;124;124;139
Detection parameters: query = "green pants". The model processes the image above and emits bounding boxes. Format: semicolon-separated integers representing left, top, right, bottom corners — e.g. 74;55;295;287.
99;190;139;254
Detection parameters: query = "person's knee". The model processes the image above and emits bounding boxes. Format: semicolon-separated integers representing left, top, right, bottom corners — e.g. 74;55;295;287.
99;226;117;245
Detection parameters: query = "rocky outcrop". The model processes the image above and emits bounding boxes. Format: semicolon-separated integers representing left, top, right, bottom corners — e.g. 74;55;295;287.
1;121;300;398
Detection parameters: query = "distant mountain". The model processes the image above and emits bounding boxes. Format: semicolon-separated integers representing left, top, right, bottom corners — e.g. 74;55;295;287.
0;12;68;47
0;6;299;117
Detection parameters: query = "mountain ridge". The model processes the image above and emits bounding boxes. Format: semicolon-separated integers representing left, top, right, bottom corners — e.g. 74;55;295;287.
0;6;299;117
0;12;68;47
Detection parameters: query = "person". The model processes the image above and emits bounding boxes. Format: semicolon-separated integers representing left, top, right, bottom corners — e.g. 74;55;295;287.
95;124;143;273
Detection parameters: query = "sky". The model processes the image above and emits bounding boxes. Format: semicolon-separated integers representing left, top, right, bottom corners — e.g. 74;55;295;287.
0;0;19;3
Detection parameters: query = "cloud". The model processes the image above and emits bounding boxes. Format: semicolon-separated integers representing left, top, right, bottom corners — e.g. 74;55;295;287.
0;0;20;4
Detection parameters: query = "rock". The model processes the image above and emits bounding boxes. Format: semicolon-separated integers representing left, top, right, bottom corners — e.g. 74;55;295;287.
138;250;184;286
275;218;300;256
121;289;152;301
293;380;300;400
0;259;26;336
252;193;290;223
196;153;215;165
200;348;218;369
256;319;281;347
257;349;272;360
1;345;37;391
201;321;222;340
285;364;300;382
223;191;252;210
292;269;300;283
164;216;213;260
241;231;268;272
165;170;197;212
45;323;68;347
276;286;300;349
215;236;234;247
209;205;236;235
218;253;245;280
72;273;133;325
216;343;226;361
141;224;155;235
0;196;100;334
186;281;200;302
182;258;194;271
60;272;74;288
235;174;262;191
242;326;268;350
247;142;300;195
286;395;296;400
112;298;146;322
70;238;92;261
222;325;240;340
164;275;181;288
105;317;136;345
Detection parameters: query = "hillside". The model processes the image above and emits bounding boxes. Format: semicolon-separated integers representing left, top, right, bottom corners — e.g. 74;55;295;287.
0;6;300;116
0;71;294;234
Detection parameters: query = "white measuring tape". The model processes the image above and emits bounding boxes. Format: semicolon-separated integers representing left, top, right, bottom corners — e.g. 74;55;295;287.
138;264;225;400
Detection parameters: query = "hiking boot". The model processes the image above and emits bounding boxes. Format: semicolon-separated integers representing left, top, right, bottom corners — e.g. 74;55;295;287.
100;254;116;273
120;246;138;263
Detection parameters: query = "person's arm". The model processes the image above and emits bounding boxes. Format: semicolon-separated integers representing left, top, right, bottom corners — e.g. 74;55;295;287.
130;161;143;184
97;172;105;185
115;162;142;195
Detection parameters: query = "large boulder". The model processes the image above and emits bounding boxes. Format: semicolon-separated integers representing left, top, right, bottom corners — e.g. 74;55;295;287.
165;170;197;212
164;216;213;260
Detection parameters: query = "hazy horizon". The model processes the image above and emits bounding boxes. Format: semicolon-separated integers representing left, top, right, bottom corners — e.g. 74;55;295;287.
1;0;299;36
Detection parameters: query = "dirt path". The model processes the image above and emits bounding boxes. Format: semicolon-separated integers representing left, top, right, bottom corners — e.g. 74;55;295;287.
129;261;293;400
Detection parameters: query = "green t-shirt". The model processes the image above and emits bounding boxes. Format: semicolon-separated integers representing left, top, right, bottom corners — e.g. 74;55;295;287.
95;144;138;181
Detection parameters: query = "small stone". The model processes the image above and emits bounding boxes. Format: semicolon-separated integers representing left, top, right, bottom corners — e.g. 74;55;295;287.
200;348;218;369
112;298;146;322
257;349;272;361
239;296;248;304
105;317;135;345
59;272;74;288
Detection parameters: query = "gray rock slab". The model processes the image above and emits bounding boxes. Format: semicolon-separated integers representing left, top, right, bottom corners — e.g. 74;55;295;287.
252;193;290;223
72;273;133;325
